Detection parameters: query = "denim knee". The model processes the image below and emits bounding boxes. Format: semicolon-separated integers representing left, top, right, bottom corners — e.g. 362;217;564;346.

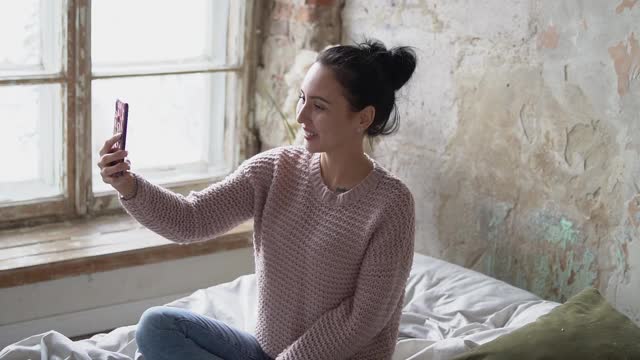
136;306;173;348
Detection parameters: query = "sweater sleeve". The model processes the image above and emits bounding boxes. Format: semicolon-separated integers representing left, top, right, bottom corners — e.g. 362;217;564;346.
118;149;278;243
276;189;416;360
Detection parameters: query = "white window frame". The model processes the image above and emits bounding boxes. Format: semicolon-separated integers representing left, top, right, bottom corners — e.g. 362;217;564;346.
0;0;258;229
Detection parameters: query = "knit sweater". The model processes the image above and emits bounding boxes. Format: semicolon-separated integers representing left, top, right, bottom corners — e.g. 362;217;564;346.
120;146;415;359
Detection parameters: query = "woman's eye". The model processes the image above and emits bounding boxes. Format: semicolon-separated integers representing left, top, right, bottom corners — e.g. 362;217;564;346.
298;94;304;102
314;104;325;110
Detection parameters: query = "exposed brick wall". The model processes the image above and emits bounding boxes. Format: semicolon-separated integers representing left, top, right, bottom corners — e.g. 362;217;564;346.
253;0;343;150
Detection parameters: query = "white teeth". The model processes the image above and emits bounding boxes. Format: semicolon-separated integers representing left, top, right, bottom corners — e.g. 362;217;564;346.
304;131;316;137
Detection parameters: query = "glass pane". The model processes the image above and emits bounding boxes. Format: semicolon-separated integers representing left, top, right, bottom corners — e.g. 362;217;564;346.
91;73;227;193
0;84;64;203
0;0;64;76
91;0;229;68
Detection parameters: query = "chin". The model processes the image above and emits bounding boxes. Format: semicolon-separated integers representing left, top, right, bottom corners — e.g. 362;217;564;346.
303;139;323;153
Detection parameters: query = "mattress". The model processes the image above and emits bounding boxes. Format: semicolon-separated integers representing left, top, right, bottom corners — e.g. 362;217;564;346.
0;253;559;360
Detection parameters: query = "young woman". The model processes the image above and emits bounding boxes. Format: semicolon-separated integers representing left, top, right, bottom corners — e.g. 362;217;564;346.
97;39;417;360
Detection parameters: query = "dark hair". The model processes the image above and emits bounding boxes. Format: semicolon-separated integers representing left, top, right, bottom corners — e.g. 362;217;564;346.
317;38;417;137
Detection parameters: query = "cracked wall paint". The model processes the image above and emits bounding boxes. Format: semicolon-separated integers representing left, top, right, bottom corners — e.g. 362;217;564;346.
530;249;599;301
529;213;599;301
544;218;579;250
538;24;559;49
341;1;640;322
439;64;631;307
608;32;640;97
616;0;638;14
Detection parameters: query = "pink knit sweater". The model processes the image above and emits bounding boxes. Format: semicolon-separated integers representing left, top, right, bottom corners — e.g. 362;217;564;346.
120;146;415;359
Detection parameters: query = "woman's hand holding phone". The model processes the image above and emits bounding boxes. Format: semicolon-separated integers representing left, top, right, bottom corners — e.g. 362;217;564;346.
97;133;136;199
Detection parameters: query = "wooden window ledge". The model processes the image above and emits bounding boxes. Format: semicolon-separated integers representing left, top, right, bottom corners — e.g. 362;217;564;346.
0;214;253;288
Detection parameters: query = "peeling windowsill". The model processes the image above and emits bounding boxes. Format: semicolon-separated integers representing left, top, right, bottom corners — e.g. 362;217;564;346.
0;214;254;288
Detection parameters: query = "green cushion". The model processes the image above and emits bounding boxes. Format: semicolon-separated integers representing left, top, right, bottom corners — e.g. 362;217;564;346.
452;287;640;360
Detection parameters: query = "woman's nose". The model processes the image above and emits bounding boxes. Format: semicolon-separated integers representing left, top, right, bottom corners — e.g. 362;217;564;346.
296;102;308;125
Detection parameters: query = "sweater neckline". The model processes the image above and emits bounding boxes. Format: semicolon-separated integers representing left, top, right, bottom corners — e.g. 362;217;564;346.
310;151;382;205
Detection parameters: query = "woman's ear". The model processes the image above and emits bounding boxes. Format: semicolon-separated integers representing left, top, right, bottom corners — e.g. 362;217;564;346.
358;105;375;132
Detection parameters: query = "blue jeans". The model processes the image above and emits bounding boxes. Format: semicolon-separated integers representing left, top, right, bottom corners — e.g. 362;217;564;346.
135;306;273;360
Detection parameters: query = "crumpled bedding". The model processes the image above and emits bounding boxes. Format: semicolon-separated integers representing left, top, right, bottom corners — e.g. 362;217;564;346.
0;253;559;360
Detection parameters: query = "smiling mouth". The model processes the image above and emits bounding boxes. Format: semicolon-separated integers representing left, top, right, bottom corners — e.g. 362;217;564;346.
303;129;317;139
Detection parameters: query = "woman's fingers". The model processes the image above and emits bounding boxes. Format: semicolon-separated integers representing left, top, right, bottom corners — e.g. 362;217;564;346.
101;160;130;180
99;133;122;156
96;133;133;186
98;150;128;169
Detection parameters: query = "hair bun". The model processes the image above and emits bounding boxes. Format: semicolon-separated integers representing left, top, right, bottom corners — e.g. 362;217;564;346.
386;46;417;90
361;39;417;91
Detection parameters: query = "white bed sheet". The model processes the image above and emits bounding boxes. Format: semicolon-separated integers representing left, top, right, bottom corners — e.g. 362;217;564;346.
0;253;559;360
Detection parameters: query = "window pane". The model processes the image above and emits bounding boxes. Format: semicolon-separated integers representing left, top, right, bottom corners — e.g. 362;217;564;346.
91;0;230;68
0;84;64;203
0;0;64;76
91;73;227;194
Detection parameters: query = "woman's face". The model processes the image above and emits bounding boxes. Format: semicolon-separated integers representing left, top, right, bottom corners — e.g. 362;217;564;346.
296;62;364;154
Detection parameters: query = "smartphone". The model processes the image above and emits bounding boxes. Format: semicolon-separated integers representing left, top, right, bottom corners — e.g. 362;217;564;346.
110;99;129;177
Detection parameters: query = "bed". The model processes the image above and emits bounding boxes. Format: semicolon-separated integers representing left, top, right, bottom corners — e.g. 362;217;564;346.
0;253;560;360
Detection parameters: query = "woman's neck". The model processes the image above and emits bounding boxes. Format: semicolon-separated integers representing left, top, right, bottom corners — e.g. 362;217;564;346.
320;147;373;192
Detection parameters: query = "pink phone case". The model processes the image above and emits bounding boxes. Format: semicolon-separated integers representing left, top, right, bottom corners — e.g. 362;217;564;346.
111;99;129;177
113;99;128;150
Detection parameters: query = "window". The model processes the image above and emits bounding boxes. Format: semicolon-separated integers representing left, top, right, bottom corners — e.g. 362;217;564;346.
0;0;256;228
0;1;64;204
